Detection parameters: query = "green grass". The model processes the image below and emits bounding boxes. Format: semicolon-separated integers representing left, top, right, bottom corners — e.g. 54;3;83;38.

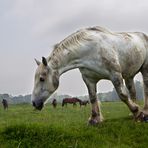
0;102;148;148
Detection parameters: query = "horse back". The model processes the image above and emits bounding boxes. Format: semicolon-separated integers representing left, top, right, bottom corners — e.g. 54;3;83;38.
87;30;148;78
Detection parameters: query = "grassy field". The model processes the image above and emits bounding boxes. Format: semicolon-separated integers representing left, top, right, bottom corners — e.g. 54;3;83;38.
0;102;148;148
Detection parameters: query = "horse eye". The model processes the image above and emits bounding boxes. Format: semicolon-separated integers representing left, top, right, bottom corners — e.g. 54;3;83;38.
40;77;45;82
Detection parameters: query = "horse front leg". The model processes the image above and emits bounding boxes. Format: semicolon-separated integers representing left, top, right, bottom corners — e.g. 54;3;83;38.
82;75;103;125
62;101;64;107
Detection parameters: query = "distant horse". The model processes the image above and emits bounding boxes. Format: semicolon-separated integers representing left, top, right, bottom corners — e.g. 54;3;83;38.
80;100;89;107
2;99;8;110
32;26;148;125
62;98;81;107
52;99;57;108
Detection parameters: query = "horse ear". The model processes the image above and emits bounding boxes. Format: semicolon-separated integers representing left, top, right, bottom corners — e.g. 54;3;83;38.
42;57;48;66
35;58;41;66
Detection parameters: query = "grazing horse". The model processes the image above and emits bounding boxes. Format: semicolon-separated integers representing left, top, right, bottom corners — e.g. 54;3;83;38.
80;100;89;107
62;98;81;107
52;99;57;108
2;99;8;110
32;26;148;125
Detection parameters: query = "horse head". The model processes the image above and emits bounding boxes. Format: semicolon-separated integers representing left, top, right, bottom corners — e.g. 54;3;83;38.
32;57;59;110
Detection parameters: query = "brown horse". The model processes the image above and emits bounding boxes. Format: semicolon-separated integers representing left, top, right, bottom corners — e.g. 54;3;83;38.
80;100;89;107
62;98;81;107
52;99;57;108
2;99;8;110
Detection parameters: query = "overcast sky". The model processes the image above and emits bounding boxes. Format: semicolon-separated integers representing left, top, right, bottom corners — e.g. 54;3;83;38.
0;0;147;96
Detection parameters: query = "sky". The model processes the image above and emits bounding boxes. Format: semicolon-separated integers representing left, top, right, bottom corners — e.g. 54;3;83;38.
0;0;147;96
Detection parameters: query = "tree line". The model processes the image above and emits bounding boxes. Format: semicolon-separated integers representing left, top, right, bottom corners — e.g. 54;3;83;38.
0;81;144;104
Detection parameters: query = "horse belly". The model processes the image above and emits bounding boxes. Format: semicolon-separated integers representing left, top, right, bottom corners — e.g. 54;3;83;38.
80;66;110;82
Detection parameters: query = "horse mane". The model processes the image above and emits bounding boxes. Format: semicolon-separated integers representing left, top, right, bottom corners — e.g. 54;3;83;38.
87;26;111;34
53;26;111;51
48;26;111;65
53;30;90;51
48;28;91;63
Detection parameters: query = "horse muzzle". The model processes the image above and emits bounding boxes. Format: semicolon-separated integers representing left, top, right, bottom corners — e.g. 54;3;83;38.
32;99;44;110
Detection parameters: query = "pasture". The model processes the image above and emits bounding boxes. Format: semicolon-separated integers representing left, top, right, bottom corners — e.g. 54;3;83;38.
0;102;148;148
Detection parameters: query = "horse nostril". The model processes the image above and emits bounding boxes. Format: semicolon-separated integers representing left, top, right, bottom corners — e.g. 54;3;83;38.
40;77;45;82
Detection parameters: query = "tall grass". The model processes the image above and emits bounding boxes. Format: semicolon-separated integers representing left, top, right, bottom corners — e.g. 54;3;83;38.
0;102;148;148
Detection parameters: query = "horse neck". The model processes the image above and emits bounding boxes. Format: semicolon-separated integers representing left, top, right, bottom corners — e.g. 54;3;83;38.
48;47;83;75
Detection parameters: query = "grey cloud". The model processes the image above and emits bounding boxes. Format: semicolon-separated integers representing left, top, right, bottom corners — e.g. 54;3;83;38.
0;0;147;96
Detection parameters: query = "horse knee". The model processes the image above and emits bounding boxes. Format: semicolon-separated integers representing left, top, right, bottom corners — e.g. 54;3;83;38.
119;92;128;102
116;87;128;102
111;74;129;102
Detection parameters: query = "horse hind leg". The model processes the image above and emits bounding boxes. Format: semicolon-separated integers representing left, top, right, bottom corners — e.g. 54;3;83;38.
141;69;148;117
73;103;76;107
111;72;141;119
79;102;82;108
125;78;137;102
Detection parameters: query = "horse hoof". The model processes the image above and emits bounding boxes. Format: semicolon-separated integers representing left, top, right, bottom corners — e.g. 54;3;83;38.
88;119;100;126
144;116;148;122
135;112;148;122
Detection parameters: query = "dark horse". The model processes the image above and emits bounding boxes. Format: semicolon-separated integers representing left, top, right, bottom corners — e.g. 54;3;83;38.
52;99;57;108
80;100;89;107
2;99;8;110
62;98;81;107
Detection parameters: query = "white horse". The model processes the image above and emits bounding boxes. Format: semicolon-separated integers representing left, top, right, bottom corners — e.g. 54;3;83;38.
32;26;148;124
